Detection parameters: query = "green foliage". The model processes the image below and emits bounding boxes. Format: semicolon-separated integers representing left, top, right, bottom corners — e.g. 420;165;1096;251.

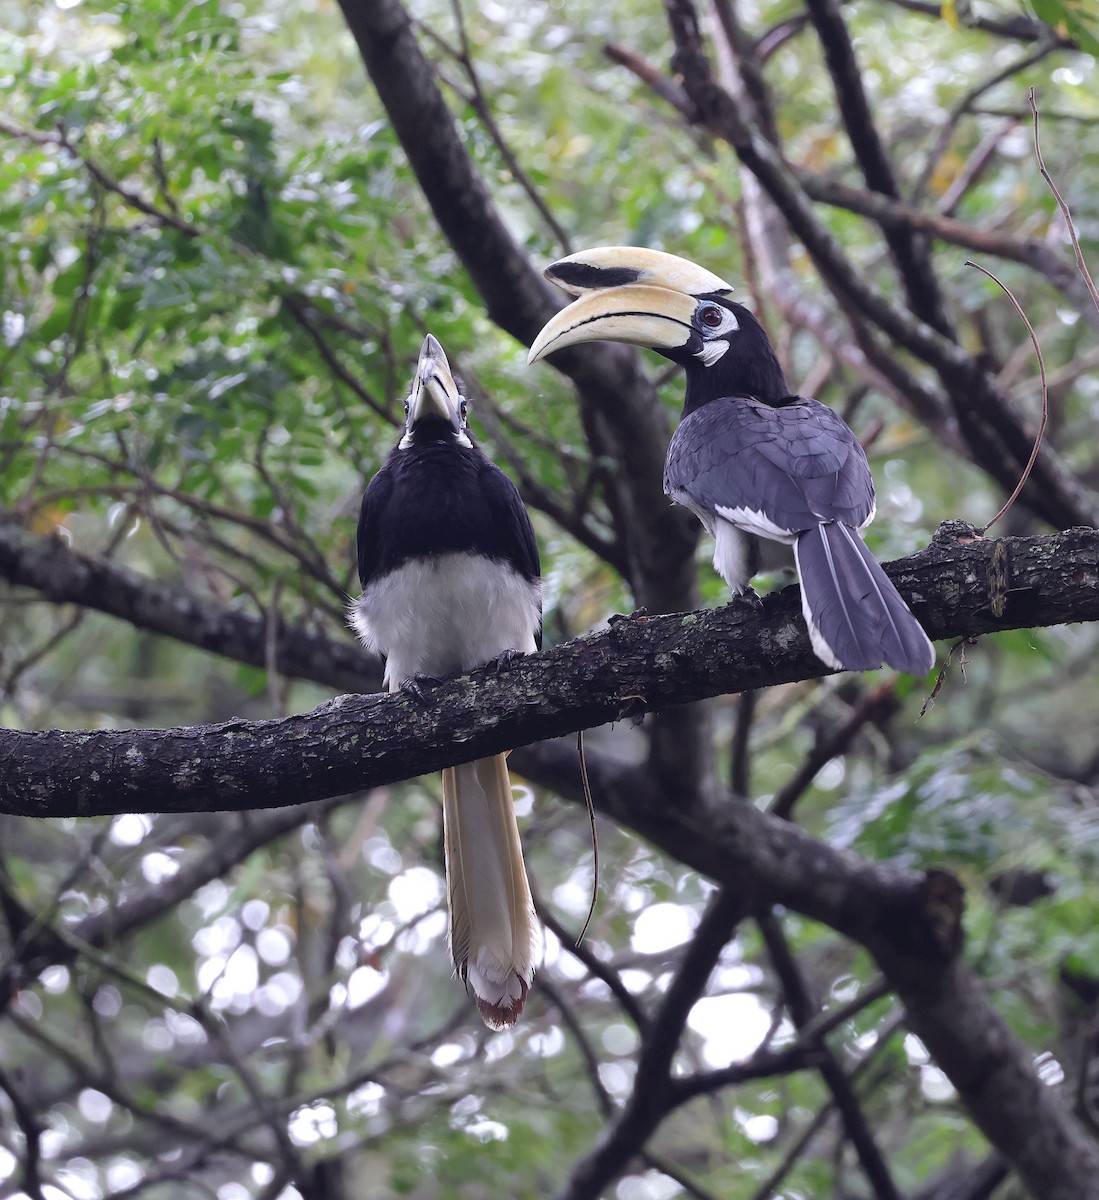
1032;0;1099;56
1;0;1098;1196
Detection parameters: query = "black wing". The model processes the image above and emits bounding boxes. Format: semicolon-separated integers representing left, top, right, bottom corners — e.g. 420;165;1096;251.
664;396;874;533
477;459;540;584
356;462;396;590
356;446;539;590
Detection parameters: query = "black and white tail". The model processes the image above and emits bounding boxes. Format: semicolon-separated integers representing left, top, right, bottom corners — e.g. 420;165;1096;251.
792;521;934;675
442;756;539;1028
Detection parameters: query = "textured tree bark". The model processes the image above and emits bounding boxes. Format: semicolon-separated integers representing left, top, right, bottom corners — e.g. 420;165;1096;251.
0;514;380;695
4;525;1099;1195
2;524;1097;818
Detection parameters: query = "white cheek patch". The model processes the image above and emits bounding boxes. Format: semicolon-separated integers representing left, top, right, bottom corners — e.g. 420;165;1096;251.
696;339;731;367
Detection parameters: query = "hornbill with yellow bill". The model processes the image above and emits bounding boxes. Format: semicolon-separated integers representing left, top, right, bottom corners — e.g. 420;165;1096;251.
350;334;541;1027
528;248;934;676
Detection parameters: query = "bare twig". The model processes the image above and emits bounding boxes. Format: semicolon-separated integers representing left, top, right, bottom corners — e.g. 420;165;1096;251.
964;261;1048;535
437;1;572;251
1029;88;1099;317
603;42;693;117
770;684;898;820
537;903;648;1031
758;913;900;1199
575;731;599;946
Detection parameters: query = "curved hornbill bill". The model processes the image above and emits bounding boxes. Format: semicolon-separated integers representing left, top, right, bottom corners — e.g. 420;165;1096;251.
350;334;541;1027
527;248;934;676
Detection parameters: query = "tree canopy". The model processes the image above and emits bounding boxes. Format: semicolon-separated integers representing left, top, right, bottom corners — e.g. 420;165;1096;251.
1;0;1099;1197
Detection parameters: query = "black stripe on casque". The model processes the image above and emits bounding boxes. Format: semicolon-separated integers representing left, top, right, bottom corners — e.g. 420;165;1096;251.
546;263;642;290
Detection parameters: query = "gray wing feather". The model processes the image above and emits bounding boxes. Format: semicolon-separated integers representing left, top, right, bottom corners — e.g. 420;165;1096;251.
664;397;874;534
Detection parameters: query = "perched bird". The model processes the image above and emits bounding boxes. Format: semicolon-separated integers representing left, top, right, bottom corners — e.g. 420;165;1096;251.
350;334;541;1026
528;247;934;676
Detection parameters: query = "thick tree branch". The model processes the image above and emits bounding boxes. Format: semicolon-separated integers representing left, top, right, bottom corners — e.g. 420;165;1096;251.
3;524;1097;817
794;169;1092;310
802;0;950;335
4;527;1099;1196
0;513;381;695
519;742;1099;1200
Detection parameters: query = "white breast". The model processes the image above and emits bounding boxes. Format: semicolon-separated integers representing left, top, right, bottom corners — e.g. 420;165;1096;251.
350;553;541;692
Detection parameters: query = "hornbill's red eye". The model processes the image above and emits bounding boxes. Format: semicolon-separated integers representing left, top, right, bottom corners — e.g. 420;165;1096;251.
699;304;725;328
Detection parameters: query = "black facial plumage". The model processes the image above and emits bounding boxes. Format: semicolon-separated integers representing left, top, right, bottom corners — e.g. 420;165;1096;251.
668;296;790;412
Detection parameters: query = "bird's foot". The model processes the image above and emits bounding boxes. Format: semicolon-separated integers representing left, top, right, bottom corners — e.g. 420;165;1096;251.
401;674;443;704
727;586;763;611
486;649;522;674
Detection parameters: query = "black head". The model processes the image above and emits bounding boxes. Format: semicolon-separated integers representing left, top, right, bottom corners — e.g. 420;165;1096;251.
669;294;788;412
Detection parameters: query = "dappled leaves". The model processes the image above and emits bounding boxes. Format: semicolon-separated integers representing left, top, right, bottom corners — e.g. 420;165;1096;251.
2;0;1099;1197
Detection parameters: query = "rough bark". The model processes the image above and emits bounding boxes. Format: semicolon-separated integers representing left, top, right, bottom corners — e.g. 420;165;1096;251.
4;525;1099;1195
2;523;1096;818
0;514;381;695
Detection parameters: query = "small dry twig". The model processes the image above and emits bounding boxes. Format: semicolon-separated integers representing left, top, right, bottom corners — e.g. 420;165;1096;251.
964;260;1048;535
1029;87;1099;318
575;730;599;946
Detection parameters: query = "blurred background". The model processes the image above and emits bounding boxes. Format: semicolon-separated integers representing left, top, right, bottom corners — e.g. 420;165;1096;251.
1;0;1098;1196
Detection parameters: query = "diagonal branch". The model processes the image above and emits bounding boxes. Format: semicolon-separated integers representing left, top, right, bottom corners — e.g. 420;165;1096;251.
758;912;900;1199
3;523;1098;818
0;512;381;695
4;527;1099;1196
802;0;949;334
557;889;754;1200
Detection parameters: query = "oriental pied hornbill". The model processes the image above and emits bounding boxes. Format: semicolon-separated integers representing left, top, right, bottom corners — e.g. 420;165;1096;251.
350;334;541;1027
528;248;934;676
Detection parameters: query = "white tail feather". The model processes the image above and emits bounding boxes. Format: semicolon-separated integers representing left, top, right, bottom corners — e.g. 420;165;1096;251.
442;757;539;1028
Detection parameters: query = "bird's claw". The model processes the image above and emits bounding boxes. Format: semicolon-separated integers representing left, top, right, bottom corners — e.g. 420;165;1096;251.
402;674;442;704
487;649;521;673
728;587;764;611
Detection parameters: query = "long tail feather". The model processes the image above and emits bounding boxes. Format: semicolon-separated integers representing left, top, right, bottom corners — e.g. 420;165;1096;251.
442;756;539;1028
793;523;934;675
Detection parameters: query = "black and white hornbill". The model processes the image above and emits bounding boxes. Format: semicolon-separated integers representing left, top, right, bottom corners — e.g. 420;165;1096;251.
349;334;541;1027
527;248;934;676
